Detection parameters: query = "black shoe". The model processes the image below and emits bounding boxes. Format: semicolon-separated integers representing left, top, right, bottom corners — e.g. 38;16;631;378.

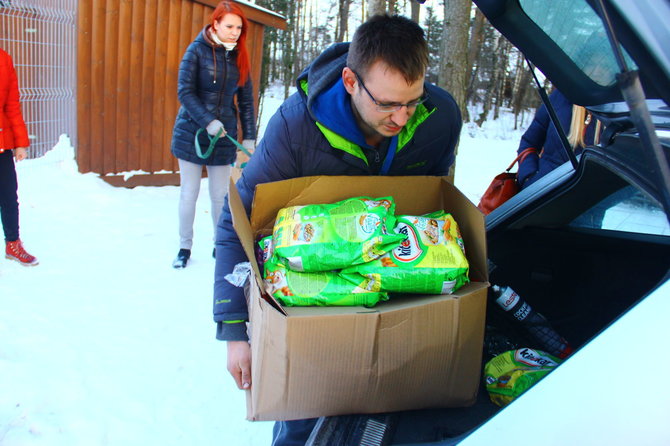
172;249;191;269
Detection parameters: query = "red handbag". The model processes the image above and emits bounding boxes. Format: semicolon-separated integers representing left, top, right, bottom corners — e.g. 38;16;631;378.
477;148;537;215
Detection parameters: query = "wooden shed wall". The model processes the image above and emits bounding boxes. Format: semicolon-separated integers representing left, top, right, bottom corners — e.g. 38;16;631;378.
76;0;285;187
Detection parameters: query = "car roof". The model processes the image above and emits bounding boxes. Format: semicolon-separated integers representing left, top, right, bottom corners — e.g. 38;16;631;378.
474;0;670;107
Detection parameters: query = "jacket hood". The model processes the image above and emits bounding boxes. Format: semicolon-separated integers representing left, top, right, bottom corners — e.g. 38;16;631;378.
295;42;372;149
297;42;349;110
196;26;216;48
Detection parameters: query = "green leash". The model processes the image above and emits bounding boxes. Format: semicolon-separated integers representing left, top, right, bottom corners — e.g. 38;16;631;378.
194;128;253;167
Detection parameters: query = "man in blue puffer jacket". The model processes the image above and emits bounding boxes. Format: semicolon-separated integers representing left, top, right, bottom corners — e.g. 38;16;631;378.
214;14;462;445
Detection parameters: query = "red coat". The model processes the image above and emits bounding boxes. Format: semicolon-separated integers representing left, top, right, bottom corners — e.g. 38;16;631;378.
0;48;29;153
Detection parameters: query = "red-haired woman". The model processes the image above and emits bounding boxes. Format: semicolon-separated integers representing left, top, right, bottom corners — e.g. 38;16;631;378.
0;48;38;266
171;1;256;268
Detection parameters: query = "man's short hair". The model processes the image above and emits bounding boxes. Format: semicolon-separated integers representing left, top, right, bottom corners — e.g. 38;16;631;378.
347;14;429;84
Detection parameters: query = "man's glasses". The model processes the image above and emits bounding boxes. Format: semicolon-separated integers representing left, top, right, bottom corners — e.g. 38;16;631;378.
352;70;428;113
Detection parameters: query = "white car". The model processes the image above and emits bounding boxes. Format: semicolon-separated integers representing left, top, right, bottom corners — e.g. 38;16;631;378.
308;0;670;444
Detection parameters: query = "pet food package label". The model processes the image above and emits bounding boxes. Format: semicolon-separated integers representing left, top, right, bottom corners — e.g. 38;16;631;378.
262;255;387;307
256;235;274;272
272;197;405;272
340;211;470;295
484;348;561;407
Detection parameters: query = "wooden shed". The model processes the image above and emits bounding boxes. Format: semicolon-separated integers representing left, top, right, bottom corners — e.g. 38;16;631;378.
76;0;286;187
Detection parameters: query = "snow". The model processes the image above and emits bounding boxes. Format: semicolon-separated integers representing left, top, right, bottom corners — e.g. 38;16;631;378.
0;85;527;446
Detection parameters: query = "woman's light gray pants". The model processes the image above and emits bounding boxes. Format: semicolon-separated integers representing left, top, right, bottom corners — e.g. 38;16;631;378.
177;158;231;250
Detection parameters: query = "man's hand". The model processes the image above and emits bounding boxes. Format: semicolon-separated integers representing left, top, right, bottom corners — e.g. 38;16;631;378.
14;147;28;161
227;340;252;390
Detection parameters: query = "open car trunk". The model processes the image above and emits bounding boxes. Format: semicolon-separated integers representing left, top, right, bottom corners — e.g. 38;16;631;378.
488;227;669;351
393;139;670;443
392;231;668;443
306;0;670;442
307;138;670;445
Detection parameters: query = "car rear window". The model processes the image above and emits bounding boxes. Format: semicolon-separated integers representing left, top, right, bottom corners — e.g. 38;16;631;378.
570;185;670;235
519;0;638;87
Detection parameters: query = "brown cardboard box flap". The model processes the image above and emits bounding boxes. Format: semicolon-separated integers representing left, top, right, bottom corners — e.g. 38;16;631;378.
247;281;488;421
229;175;489;420
228;178;266;294
248;176;487;282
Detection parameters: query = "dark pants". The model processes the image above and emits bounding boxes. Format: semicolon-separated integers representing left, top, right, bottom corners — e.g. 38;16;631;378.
272;418;318;446
0;150;19;242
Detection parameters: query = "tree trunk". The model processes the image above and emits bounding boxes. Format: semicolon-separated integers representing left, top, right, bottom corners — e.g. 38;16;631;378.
367;0;386;17
282;1;297;99
511;53;532;129
493;39;511;120
410;0;420;22
293;0;304;81
476;32;504;127
465;8;485;105
438;0;470;120
337;0;352;42
438;0;471;178
271;40;278;82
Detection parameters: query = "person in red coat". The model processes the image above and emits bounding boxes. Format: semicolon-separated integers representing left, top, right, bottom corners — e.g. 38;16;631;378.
0;48;38;266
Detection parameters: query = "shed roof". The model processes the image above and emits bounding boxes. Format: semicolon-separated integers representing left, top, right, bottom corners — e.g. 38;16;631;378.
195;0;287;30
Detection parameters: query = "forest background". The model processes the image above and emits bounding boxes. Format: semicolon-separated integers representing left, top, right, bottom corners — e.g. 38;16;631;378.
250;0;547;143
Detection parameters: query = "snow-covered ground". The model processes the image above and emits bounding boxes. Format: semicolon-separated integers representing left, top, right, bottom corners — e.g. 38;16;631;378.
0;86;527;446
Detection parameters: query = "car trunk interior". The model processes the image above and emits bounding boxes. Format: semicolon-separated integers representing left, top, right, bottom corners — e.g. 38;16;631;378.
389;224;670;445
488;227;670;349
389;152;670;444
487;151;670;352
309;141;670;445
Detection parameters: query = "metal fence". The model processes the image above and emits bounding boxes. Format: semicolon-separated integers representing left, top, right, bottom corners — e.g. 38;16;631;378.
0;0;76;159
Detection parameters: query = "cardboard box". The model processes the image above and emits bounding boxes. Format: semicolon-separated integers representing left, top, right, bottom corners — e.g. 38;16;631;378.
229;176;489;421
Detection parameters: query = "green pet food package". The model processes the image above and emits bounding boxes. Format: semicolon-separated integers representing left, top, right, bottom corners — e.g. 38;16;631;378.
262;254;387;307
484;348;562;407
341;211;470;295
272;196;405;273
257;235;274;270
